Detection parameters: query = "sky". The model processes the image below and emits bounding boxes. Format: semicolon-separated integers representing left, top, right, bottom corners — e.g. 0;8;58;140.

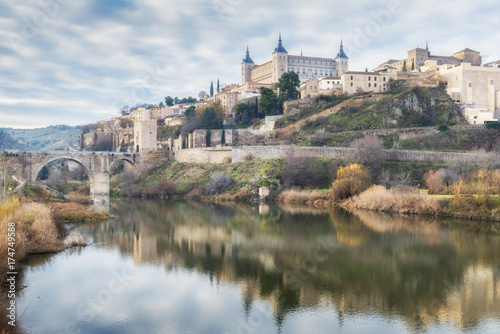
1;0;499;128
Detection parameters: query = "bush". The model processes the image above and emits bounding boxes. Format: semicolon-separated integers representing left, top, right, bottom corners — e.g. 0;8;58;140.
424;169;446;194
486;122;500;130
205;173;234;195
329;164;372;201
438;124;449;132
278;156;336;188
244;154;254;161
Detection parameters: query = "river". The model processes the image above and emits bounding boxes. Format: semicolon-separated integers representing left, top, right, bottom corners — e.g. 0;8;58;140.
15;199;500;333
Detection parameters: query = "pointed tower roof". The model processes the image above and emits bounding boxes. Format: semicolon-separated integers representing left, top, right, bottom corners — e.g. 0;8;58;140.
243;46;254;63
336;39;348;58
274;32;287;53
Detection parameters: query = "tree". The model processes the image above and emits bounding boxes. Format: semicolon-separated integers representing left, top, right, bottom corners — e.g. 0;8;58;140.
200;107;222;129
402;60;407;72
184;106;196;118
159;101;164;107
174;97;180;105
217;78;220;93
165;96;174;106
346;135;386;176
210;81;214;97
411;58;415;71
198;91;207;99
235;103;254;127
276;72;300;100
120;105;130;116
259;87;282;116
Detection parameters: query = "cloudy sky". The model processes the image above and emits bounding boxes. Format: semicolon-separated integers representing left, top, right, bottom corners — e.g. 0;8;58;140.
1;0;499;128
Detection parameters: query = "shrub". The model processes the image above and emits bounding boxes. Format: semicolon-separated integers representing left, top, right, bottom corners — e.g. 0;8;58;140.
278;156;336;188
156;176;177;197
424;169;446;195
223;156;232;164
243;154;254;161
205;173;234;195
277;189;328;203
329;164;372;201
486;122;500;130
438;124;449;132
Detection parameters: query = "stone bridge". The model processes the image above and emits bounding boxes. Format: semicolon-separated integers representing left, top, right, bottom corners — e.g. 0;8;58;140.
1;150;138;200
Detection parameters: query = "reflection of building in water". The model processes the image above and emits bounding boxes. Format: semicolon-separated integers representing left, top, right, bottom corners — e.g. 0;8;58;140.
85;201;500;331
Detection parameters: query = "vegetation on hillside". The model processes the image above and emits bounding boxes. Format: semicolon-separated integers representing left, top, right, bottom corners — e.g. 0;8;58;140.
399;127;500;152
1;125;81;151
0;129;21;150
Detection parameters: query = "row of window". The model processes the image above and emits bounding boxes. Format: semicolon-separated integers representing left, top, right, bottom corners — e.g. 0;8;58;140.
290;59;334;66
290;69;335;76
349;83;387;88
349;75;387;82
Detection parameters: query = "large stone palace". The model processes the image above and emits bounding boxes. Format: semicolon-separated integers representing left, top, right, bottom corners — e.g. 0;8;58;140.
241;34;349;85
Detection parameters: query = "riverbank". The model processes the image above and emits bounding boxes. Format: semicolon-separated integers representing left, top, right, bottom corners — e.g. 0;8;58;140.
109;157;500;223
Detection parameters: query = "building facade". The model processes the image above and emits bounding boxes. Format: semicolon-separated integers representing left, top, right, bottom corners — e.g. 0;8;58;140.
342;69;398;95
438;63;500;124
376;44;482;73
241;34;348;85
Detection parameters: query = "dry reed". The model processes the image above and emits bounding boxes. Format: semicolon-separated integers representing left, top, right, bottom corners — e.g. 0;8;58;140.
277;189;329;204
345;185;441;215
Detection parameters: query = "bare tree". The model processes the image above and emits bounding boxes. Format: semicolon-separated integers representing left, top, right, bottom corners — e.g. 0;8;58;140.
347;135;386;176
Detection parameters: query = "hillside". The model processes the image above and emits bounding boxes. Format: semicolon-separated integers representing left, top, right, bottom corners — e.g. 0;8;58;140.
1;125;81;151
272;84;467;147
0;129;21;150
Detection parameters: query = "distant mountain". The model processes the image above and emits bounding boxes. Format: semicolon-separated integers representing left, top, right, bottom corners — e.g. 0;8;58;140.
0;129;22;150
1;125;82;151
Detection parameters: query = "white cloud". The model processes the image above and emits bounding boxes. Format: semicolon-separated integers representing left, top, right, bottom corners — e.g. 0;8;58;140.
1;0;499;128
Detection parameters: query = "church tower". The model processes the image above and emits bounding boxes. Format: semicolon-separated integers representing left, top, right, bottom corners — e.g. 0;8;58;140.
241;46;254;85
272;33;288;83
334;39;348;76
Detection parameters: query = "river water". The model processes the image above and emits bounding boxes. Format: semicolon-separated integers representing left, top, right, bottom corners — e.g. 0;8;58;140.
15;199;500;334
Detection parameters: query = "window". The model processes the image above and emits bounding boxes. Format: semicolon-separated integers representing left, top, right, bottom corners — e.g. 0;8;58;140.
374;77;377;81
350;82;353;86
314;86;317;89
368;76;371;81
368;83;371;87
350;76;353;80
374;83;377;87
383;77;386;81
310;86;313;90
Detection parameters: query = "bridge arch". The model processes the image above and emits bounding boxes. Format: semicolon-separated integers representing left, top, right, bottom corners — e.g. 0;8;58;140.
109;156;137;172
33;156;92;182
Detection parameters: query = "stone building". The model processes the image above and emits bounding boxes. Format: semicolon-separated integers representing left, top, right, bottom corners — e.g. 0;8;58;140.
438;62;500;124
376;43;481;73
241;34;348;85
342;69;398;94
133;109;157;152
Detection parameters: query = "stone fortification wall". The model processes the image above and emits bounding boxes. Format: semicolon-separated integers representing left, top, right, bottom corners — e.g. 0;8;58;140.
174;147;232;164
232;145;498;163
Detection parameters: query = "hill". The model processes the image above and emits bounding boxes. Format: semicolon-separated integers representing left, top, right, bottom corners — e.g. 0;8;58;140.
272;83;467;147
1;125;81;151
0;129;21;150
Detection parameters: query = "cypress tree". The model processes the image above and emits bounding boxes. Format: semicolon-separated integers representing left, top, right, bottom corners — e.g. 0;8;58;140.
217;78;220;93
210;81;214;97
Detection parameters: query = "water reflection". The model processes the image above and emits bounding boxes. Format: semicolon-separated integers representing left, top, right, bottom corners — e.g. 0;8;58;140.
17;199;500;333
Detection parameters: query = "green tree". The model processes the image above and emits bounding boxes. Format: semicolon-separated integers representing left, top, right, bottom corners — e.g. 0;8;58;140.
184;106;196;118
411;58;415;71
210;81;214;97
402;60;407;72
174;97;180;105
217;78;220;93
165;96;174;106
276;71;300;100
200;107;222;129
235;103;254;127
159;101;164;107
259;87;282;116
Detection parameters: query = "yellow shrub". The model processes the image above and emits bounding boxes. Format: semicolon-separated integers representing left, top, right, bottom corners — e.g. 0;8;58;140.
329;164;372;201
